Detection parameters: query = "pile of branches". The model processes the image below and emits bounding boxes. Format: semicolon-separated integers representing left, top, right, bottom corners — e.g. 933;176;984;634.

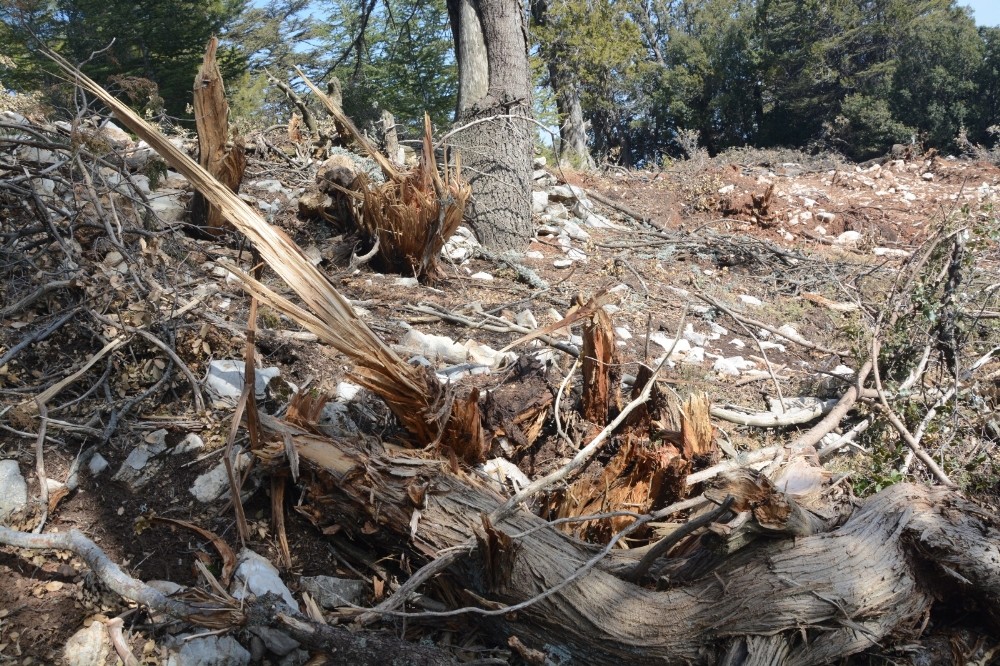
2;55;1000;666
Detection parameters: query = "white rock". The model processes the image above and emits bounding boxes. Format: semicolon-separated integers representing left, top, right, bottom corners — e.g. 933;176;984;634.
480;457;531;491
88;453;109;476
873;247;911;258
548;185;576;201
553;258;573;268
775;324;805;344
394;277;419;287
173;433;205;455
148;190;187;223
718;184;736;195
336;382;362;402
713;356;756;376
190;450;250;502
683;346;706;364
738;295;763;307
204;360;280;401
561;219;590;241
32;177;56;197
531;191;549;214
814;225;827;236
231;549;298;610
533;156;547;168
253;179;287;193
0;461;27;521
63;621;110;666
300;576;366;609
802;197;817;209
166;635;251;666
515;309;538;329
398;330;467;364
799;211;813;222
525;250;544;260
921;172;934;181
615;326;632;340
565;248;587;261
16;144;59;164
0;110;28;125
582;212;617;228
98;121;131;146
729;338;746;349
903;191;917;201
815;211;836;224
834;230;862;247
649;333;690;358
544;202;571;220
470;272;494;280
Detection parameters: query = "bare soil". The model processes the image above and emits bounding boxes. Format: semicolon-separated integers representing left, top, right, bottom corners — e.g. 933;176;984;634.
2;137;999;664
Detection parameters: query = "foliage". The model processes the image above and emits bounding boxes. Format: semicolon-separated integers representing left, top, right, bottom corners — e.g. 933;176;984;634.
0;0;245;122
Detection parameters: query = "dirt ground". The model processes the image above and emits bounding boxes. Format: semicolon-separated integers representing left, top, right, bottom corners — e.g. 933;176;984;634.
2;127;999;664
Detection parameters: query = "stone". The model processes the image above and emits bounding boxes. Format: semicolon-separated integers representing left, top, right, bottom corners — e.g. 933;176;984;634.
335;381;362;402
738;295;763;307
815;211;836;224
148;189;188;223
88;453;109;476
165;635;251;666
531;191;549;214
249;626;299;656
190;450;250;502
173;433;205;455
318;401;358;434
921;172;934;181
553;259;573;268
63;621;110;666
204;360;280;402
561;219;590;241
231;549;298;610
300;575;367;609
713;356;756;376
834;230;862;247
0;461;28;521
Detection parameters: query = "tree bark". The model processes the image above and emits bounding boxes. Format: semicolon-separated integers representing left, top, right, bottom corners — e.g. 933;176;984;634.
550;62;594;169
285;424;1000;665
446;0;534;251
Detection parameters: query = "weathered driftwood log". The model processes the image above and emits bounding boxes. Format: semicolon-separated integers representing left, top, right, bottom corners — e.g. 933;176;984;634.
276;421;1000;665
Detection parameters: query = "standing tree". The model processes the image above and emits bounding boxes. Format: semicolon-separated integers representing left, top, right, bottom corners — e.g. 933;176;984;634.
445;0;534;251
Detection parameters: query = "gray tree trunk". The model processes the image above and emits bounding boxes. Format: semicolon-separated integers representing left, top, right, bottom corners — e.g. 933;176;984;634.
550;62;594;169
446;0;534;251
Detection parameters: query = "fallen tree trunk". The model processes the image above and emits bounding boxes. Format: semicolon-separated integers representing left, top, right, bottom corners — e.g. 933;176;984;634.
278;423;1000;665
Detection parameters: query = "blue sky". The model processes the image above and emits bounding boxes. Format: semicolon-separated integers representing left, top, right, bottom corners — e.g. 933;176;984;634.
965;1;1000;26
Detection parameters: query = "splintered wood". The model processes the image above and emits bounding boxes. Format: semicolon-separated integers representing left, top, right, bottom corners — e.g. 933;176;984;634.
547;367;720;542
190;37;246;235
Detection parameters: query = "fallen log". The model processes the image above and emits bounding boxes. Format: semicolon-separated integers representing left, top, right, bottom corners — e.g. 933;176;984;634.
274;420;1000;665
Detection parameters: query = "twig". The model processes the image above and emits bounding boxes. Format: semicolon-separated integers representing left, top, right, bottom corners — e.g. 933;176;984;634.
696;291;848;357
33;400;50;533
626;496;734;582
870;337;955;487
0;309;79;368
710;399;839;427
554;358;580;451
0;526;211;619
105;617;140;666
0;280;74;318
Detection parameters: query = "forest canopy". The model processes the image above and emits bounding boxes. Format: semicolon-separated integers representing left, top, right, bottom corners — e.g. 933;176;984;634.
2;0;998;164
